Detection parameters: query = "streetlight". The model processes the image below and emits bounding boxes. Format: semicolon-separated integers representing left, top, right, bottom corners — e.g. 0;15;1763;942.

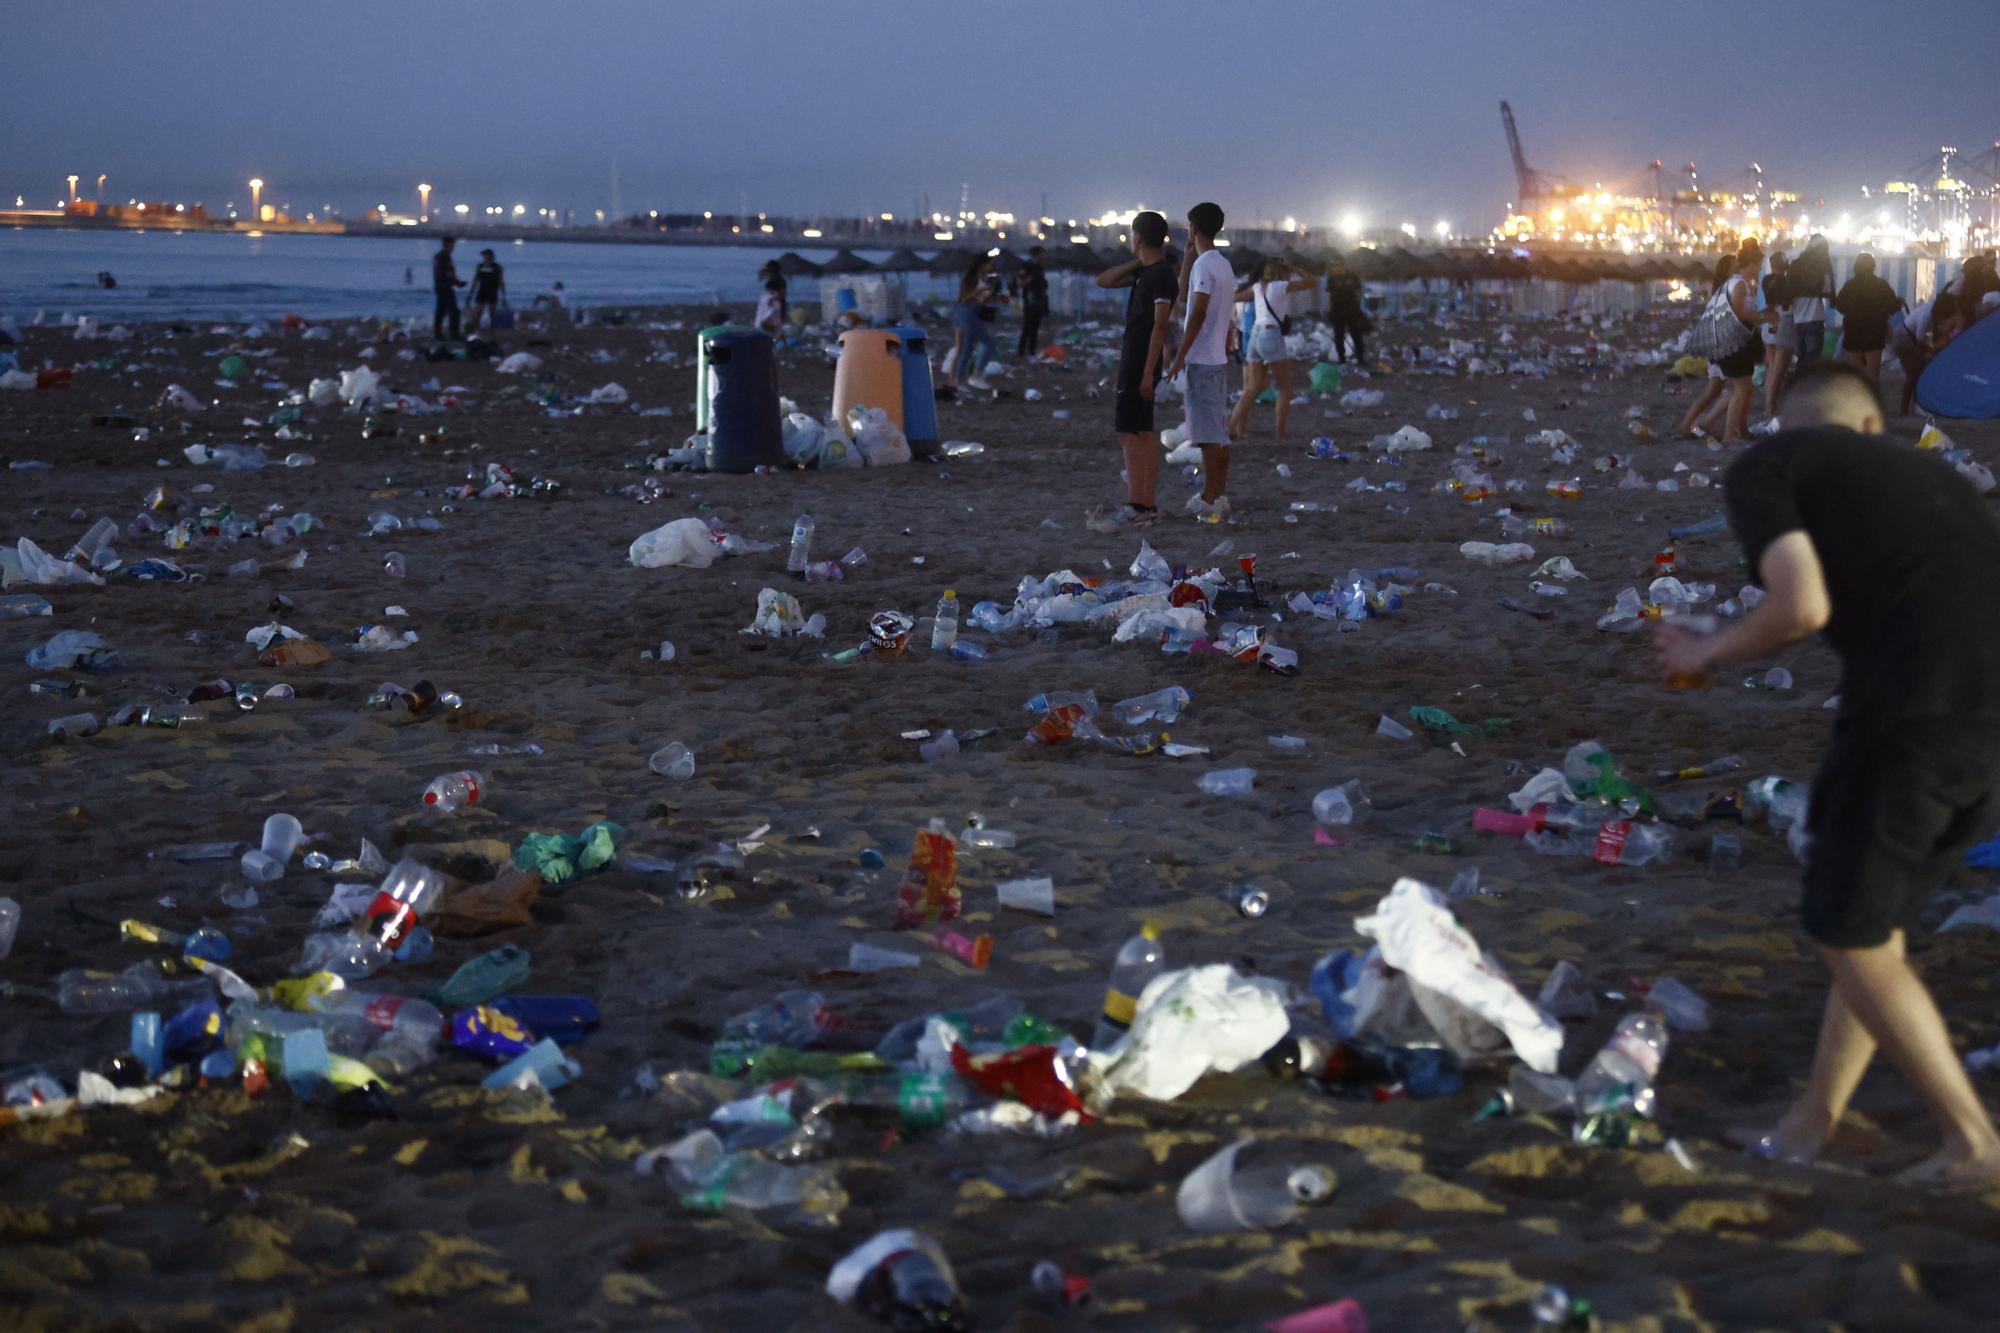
96;174;105;201
248;178;264;219
1434;220;1451;240
418;182;431;220
66;175;79;205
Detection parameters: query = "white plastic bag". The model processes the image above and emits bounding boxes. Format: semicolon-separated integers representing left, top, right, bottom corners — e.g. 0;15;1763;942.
587;381;628;405
1380;425;1432;453
628;518;720;570
8;537;104;588
1353;878;1562;1072
780;412;825;464
495;351;542;375
306;377;340;407
337;366;380;407
816;420;860;469
740;587;806;637
848;406;911;467
1089;964;1289;1104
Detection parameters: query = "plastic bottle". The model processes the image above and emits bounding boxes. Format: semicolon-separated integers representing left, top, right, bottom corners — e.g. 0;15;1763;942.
308;988;443;1075
1092;923;1164;1050
364;859;448;947
1024;690;1098;716
786;514;815;575
1572;1011;1669;1117
57;964;214;1014
930;590;959;651
1112;686;1191;726
1197;768;1256;797
948;640;988;662
1746;776;1807;830
433;945;532;1008
422;770;483;813
67;517;120;566
1526;821;1677;867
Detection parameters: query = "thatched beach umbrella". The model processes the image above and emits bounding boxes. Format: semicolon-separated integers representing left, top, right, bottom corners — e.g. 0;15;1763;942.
772;251;823;277
873;248;928;272
818;249;876;275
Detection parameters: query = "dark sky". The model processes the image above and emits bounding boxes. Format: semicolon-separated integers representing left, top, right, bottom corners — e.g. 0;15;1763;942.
6;0;1995;231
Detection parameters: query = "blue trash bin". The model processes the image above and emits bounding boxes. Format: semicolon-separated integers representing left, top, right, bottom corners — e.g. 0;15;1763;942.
889;325;939;458
700;328;784;474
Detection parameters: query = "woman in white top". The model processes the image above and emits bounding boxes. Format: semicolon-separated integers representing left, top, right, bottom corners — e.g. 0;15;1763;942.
1674;239;1777;443
1225;258;1318;442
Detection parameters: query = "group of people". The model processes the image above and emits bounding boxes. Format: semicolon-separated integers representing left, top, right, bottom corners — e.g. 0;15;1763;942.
936;246;1054;396
429;236;508;341
1679;237;2000;442
1080;202;1372;532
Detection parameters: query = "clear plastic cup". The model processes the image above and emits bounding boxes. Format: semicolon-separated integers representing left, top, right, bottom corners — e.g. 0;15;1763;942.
648;742;696;780
848;942;921;973
996;877;1055;916
1176;1138;1308;1233
261;813;305;864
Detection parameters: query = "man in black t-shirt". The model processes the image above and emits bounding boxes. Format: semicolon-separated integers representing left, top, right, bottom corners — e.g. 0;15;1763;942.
1014;245;1050;358
1085;212;1176;532
432;237;466;341
1658;361;2000;1186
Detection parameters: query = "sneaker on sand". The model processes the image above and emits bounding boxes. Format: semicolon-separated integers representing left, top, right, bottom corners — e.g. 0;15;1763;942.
1086;503;1159;534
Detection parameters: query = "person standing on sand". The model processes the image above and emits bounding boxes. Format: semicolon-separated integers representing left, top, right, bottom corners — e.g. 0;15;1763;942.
464;249;506;336
1166;201;1235;520
945;254;1006;394
1760;250;1795;417
1787;234;1836;367
1325;258;1368;365
431;236;465;341
1084;211;1176;533
1014;245;1051;358
1657;361;2000;1187
1831;252;1903;383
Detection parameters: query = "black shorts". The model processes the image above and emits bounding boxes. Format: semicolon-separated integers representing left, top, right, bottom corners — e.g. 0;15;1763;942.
1113;377;1157;435
1801;719;2000;947
1717;333;1762;379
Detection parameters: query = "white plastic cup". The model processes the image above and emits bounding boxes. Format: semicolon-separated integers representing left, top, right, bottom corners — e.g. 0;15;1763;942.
1376;714;1414;740
240;849;286;884
261;813;305;864
996;877;1055;916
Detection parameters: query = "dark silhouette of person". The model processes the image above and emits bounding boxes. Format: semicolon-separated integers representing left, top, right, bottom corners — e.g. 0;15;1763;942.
432;237;466;340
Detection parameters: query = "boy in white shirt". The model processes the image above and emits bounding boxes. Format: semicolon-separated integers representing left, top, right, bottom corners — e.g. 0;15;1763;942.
1167;201;1235;518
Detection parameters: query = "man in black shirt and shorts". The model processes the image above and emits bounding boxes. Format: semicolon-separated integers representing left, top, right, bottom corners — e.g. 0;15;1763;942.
1086;211;1176;532
1658;361;2000;1185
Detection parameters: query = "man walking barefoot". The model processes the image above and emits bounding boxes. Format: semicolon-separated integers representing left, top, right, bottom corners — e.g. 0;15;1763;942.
1658;361;2000;1185
1167;201;1234;520
1085;212;1176;533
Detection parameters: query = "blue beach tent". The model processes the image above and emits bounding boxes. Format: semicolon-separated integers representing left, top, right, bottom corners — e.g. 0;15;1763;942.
1917;314;2000;419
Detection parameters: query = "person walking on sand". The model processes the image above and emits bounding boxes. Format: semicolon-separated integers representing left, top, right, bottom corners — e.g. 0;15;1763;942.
1658;361;2000;1187
1165;201;1235;520
1325;257;1368;365
945;253;1006;394
431;236;466;341
1760;250;1796;416
1227;257;1319;444
464;248;507;336
1675;241;1774;442
1014;245;1051;358
1832;252;1903;383
1084;211;1176;533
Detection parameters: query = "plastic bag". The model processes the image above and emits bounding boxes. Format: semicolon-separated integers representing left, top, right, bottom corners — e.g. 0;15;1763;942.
848;406;912;467
587;381;628;404
780;412;825;464
1379;425;1431;453
1353;878;1561;1072
629;518;720;569
495;351;542;375
1089;964;1289;1104
9;537;103;588
307;377;340;406
817;420;860;469
741;587;806;637
337;366;380;407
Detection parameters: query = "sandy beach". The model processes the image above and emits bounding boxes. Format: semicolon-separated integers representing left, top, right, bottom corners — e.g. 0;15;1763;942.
3;296;1998;1332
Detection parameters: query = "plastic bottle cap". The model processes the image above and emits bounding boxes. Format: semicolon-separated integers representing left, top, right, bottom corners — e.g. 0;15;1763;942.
943;589;957;599
1140;921;1161;940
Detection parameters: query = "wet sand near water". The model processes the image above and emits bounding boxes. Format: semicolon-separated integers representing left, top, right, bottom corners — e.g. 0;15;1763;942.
2;304;1998;1330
